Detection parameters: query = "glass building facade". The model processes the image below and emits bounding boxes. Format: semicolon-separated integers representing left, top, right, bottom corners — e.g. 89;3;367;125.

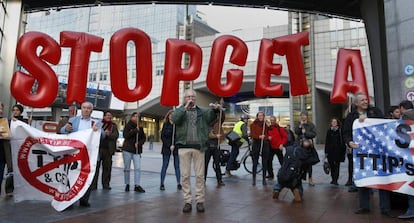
25;4;201;139
24;5;373;143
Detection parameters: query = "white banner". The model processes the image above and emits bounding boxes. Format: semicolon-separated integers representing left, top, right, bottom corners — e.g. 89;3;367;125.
10;120;100;212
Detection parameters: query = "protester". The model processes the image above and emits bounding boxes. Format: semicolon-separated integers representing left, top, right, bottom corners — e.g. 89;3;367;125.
324;118;345;185
122;112;146;193
398;100;414;219
91;111;119;190
12;104;28;123
172;89;219;213
388;105;401;119
59;101;101;207
294;110;316;186
250;111;270;186
205;111;225;187
284;124;295;147
225;114;248;176
56;105;77;133
160;110;181;191
273;138;319;202
342;92;391;216
267;116;288;179
5;104;30;197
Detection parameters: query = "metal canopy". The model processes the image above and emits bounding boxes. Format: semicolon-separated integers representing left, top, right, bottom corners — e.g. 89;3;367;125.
21;0;362;19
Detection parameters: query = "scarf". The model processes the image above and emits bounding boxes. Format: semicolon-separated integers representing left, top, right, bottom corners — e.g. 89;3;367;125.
102;119;113;131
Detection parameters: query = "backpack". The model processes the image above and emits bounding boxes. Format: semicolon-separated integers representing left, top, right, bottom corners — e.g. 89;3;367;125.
277;146;302;188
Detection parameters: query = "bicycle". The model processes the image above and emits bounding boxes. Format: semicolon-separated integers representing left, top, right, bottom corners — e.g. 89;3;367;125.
216;140;262;174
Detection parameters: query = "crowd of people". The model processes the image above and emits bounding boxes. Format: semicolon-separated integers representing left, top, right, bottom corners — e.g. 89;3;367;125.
1;91;414;218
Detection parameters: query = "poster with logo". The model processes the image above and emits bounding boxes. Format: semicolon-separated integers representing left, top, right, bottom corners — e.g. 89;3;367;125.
0;118;11;139
353;118;414;195
10;120;100;212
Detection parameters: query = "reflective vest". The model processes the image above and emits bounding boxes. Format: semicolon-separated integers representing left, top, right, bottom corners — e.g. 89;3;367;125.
233;121;245;143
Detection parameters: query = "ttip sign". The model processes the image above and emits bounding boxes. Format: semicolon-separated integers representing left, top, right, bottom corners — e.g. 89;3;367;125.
10;28;368;107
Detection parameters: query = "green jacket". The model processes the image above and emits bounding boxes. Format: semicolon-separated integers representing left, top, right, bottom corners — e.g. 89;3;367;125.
172;105;217;152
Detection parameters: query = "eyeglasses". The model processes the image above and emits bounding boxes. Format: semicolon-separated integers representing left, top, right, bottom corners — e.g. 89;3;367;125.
185;95;196;98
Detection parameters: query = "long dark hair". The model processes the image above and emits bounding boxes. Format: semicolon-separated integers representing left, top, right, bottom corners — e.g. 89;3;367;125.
163;110;174;124
329;118;341;128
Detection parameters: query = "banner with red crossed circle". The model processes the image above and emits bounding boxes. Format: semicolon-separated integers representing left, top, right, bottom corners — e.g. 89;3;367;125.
10;120;100;212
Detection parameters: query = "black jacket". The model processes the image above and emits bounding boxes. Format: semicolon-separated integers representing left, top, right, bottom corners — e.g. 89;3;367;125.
161;121;178;156
342;106;383;147
324;127;346;162
122;121;146;154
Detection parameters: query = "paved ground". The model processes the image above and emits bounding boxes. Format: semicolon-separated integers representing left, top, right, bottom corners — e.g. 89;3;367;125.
0;143;412;223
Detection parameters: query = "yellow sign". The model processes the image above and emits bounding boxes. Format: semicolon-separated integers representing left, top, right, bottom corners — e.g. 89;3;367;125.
405;77;414;89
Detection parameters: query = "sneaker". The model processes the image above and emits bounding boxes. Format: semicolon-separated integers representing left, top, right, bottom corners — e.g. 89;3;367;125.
272;191;280;199
196;202;205;213
160;185;165;191
345;181;352;186
177;184;182;190
103;186;111;190
293;188;302;202
134;185;146;193
398;210;414;219
182;203;192;213
125;184;130;192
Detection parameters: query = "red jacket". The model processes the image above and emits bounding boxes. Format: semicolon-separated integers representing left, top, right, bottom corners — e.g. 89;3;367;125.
250;119;269;141
268;124;287;149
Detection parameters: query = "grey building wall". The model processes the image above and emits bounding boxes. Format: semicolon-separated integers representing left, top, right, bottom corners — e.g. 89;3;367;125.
384;0;414;105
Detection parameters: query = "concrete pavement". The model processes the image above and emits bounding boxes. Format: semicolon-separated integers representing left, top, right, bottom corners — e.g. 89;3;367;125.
0;143;410;223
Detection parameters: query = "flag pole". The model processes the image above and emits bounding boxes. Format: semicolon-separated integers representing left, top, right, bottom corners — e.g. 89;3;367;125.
260;97;268;155
217;98;224;149
171;106;176;154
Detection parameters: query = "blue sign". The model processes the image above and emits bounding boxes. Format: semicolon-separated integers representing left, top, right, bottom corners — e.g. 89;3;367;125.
404;64;414;76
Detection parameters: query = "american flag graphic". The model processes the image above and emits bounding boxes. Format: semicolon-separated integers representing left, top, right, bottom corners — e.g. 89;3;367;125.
353;118;414;195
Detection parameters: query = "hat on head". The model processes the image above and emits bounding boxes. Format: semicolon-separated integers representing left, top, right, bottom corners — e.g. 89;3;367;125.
300;110;308;116
240;114;249;120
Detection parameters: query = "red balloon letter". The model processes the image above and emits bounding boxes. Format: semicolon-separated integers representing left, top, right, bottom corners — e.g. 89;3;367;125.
254;39;283;97
273;32;309;96
206;35;247;97
60;32;104;104
160;39;202;106
331;48;369;103
110;28;152;102
10;32;61;108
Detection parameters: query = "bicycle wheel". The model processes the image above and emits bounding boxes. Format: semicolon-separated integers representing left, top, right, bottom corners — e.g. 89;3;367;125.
243;153;262;174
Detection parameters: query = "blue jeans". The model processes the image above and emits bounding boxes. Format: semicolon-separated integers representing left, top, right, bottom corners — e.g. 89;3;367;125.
359;187;390;211
160;153;180;185
406;195;414;213
226;142;240;171
122;151;141;185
